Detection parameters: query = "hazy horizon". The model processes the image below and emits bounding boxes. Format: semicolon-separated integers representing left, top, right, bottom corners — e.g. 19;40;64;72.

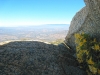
0;24;69;27
0;0;85;27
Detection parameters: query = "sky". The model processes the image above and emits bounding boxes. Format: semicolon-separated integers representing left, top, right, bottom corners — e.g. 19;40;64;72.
0;0;85;27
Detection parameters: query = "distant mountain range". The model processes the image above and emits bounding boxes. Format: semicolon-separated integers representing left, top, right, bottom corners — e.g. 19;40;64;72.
0;24;70;43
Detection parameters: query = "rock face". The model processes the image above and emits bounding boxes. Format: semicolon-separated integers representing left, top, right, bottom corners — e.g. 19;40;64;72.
65;0;100;51
0;41;86;75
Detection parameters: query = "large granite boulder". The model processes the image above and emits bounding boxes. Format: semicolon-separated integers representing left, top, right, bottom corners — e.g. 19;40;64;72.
0;41;86;75
65;0;100;51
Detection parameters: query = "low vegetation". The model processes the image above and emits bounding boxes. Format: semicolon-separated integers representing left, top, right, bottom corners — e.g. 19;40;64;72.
75;32;100;75
49;39;64;45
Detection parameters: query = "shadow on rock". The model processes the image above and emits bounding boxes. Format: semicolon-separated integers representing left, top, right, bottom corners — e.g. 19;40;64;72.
0;41;86;75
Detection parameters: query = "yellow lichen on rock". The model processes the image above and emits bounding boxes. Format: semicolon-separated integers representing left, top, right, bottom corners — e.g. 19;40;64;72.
75;32;100;75
94;44;100;51
89;65;97;74
87;57;94;65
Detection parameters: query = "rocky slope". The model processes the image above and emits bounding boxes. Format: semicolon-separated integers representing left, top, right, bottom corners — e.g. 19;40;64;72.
65;0;100;51
0;41;86;75
1;0;99;75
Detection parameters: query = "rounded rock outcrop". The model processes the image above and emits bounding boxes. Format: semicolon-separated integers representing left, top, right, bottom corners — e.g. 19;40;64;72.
65;0;100;51
0;41;86;75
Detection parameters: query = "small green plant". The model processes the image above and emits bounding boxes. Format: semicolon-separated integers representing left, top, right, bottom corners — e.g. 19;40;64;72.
75;32;100;75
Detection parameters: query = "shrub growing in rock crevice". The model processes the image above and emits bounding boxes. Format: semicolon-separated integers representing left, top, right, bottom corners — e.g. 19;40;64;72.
75;32;100;75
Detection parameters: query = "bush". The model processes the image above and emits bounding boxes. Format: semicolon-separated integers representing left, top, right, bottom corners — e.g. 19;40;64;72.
75;32;100;75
